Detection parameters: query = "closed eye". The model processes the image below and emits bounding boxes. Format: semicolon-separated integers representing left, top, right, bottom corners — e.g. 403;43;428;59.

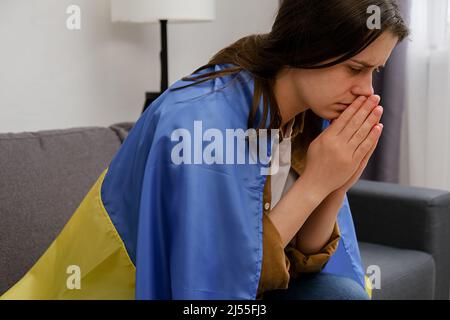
348;66;363;74
348;66;382;75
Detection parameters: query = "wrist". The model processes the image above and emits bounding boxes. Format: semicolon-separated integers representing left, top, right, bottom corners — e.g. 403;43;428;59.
328;188;347;200
295;172;329;206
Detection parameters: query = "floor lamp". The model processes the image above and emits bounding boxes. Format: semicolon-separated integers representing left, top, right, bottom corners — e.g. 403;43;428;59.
111;0;216;113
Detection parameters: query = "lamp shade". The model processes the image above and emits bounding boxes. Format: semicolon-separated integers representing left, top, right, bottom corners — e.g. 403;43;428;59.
111;0;216;23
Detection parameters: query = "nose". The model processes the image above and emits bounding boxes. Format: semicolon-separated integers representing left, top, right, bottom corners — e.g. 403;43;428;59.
352;73;374;98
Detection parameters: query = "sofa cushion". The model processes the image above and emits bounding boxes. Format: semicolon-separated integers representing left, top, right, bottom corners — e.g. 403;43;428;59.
359;241;435;300
110;122;135;143
0;126;123;295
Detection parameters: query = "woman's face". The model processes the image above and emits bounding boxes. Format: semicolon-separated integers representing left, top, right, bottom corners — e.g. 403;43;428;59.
289;31;399;121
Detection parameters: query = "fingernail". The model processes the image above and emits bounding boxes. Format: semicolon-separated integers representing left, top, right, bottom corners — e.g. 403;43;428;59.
370;95;380;102
379;123;384;129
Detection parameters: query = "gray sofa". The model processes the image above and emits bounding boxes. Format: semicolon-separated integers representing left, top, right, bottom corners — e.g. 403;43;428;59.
1;122;449;300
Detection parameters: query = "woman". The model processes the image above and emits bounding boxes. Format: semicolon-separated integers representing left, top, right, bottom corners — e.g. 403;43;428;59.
1;0;409;300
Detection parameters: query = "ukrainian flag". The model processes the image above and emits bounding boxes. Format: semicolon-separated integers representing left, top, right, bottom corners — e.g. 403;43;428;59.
1;63;371;300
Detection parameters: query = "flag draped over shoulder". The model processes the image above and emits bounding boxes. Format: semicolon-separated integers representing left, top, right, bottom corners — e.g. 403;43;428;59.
0;64;367;300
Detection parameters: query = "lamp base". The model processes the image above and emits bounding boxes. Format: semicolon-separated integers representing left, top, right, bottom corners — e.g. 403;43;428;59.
142;91;163;113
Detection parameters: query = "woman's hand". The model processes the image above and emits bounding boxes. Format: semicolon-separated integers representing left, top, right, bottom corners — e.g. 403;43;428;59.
301;95;384;199
332;121;383;196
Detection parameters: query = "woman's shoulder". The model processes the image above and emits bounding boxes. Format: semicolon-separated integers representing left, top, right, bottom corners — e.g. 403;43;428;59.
145;64;255;131
170;63;254;106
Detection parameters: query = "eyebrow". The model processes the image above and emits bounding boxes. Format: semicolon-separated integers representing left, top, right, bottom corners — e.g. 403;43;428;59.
350;59;385;69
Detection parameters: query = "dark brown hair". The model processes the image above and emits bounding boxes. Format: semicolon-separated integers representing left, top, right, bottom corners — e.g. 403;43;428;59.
171;0;410;133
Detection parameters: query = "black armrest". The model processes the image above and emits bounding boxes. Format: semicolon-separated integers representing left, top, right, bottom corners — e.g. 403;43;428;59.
347;179;450;300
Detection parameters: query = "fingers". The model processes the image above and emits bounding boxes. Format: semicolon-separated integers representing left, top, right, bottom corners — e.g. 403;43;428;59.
339;95;381;142
328;96;368;135
350;133;380;185
360;124;382;166
348;105;383;150
353;123;383;162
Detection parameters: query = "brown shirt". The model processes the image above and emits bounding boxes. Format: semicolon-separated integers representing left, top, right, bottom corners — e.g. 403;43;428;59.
256;112;341;299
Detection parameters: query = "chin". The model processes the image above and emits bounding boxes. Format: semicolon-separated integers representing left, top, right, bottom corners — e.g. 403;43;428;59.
308;107;340;121
329;113;341;121
319;110;340;121
329;106;346;119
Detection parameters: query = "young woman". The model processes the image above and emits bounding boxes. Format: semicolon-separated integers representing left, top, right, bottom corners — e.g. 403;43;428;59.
1;0;409;300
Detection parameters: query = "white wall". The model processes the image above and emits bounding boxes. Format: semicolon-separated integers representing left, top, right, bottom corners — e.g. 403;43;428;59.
0;0;278;133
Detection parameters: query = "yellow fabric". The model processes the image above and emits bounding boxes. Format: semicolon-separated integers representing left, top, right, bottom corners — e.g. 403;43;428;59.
0;169;136;300
365;275;373;299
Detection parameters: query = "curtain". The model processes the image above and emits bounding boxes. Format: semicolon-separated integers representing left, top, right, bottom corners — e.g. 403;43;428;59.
398;0;450;191
361;0;412;183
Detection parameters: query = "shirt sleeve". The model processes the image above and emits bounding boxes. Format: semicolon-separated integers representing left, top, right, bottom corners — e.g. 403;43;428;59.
256;217;341;299
256;213;290;299
285;221;341;278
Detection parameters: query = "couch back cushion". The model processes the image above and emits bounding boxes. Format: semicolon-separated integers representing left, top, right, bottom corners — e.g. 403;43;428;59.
0;126;123;294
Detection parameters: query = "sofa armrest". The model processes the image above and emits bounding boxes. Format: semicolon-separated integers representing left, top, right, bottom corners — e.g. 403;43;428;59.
109;122;135;143
347;179;450;300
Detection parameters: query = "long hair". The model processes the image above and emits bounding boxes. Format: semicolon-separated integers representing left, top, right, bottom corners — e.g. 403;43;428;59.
171;0;410;134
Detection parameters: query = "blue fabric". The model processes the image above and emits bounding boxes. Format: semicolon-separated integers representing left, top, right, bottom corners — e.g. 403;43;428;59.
320;122;366;288
321;196;366;287
262;273;370;300
100;63;365;300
